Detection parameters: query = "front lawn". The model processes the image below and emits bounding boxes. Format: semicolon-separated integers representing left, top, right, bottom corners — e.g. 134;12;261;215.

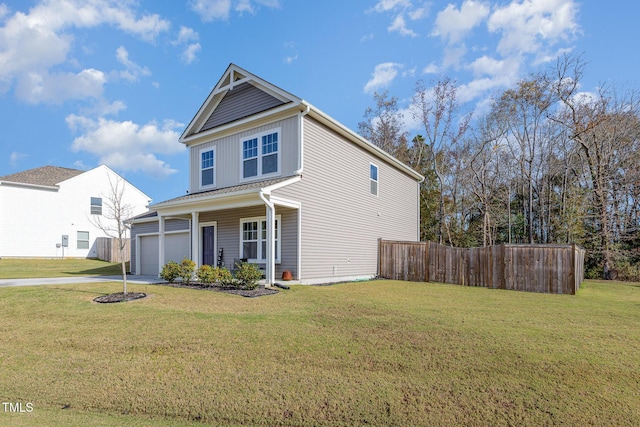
1;279;638;426
0;258;126;278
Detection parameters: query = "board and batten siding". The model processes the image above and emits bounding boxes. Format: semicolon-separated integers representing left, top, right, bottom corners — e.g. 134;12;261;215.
198;205;298;279
201;83;286;132
189;116;299;193
273;116;419;281
130;218;189;274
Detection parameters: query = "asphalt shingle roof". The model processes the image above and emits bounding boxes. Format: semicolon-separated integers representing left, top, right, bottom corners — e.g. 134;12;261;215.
0;166;83;186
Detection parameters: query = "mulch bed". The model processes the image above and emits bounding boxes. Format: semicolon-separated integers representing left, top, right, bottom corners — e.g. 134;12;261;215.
93;292;147;303
159;282;279;298
93;282;281;303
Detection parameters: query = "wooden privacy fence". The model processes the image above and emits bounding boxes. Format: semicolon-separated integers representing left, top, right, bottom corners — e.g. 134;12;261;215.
379;240;585;295
96;237;130;263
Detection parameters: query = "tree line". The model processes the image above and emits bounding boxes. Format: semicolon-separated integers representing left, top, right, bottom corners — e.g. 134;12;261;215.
358;54;640;281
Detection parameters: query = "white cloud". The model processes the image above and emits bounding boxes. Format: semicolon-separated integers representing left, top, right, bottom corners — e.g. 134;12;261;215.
66;115;185;177
15;68;106;104
181;43;201;64
191;0;280;21
115;46;151;82
364;62;403;94
388;14;417;37
370;0;427;37
172;27;201;64
284;54;298;65
488;0;579;57
423;62;439;74
0;0;170;103
9;151;27;167
373;0;412;13
432;0;490;44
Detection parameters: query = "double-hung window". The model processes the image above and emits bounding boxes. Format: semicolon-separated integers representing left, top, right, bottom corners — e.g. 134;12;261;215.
90;197;102;215
240;216;281;262
77;231;89;249
200;148;215;187
242;138;258;179
241;129;280;180
370;163;379;196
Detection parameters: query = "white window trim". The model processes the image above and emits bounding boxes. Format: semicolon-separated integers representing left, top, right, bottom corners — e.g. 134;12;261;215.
239;127;282;182
370;163;379;197
239;215;281;263
199;146;216;189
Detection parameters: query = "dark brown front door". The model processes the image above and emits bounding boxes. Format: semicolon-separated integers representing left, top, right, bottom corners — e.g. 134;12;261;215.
202;226;215;266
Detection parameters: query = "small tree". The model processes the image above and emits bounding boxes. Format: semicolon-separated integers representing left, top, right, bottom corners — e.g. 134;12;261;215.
91;173;135;294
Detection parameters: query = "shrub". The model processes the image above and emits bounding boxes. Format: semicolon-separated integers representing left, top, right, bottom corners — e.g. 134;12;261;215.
179;258;196;284
196;265;233;285
160;261;181;283
196;264;215;284
215;267;233;286
234;262;263;290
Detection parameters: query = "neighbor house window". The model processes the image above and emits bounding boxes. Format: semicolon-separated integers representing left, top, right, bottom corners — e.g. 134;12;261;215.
370;163;378;196
77;231;89;249
240;216;280;262
200;148;215;187
241;129;280;180
91;197;102;215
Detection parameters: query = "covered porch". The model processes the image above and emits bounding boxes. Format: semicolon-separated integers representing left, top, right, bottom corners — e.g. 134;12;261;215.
152;177;301;285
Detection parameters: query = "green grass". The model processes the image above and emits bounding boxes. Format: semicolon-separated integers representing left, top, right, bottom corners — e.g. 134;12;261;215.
1;279;639;426
0;258;126;278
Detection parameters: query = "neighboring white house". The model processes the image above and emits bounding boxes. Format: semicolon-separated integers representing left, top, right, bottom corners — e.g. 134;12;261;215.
131;64;423;284
0;165;151;259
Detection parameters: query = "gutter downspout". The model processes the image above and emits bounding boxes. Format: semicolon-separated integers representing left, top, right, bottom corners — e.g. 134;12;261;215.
259;191;276;287
293;104;310;283
294;104;311;175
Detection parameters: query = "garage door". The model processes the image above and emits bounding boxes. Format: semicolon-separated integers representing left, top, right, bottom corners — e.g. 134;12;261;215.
140;235;159;275
139;233;190;275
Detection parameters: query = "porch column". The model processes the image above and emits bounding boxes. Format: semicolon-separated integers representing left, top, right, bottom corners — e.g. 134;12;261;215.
265;204;276;285
191;211;200;269
158;215;165;277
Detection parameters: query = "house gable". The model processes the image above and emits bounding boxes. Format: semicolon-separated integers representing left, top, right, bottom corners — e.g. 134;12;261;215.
180;64;301;143
200;82;287;132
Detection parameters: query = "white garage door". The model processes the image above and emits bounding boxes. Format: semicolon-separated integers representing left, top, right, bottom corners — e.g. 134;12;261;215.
139;233;190;275
140;235;159;275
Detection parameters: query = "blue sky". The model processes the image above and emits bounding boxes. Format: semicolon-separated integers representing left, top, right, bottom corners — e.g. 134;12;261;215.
1;0;638;204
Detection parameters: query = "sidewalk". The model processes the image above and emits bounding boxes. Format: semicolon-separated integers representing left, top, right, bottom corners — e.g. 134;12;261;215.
0;275;163;288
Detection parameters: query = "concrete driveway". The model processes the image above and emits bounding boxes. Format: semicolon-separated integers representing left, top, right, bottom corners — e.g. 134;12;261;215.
0;275;163;288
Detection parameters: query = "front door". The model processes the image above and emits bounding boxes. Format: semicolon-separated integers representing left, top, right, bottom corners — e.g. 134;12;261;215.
202;226;215;266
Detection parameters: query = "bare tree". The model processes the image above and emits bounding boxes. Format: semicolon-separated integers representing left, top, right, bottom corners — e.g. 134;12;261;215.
91;174;135;294
358;90;410;163
412;77;471;244
551;53;640;272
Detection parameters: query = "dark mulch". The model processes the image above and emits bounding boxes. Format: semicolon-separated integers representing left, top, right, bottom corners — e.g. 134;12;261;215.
157;282;279;298
93;292;147;303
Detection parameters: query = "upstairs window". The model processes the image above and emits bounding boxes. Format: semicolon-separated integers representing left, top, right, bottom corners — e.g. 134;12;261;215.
242;138;258;179
90;197;102;215
200;148;215;187
370;163;378;196
241;129;280;180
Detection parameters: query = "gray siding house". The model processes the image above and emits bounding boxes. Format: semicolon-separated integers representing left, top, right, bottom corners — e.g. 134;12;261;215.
131;64;423;284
